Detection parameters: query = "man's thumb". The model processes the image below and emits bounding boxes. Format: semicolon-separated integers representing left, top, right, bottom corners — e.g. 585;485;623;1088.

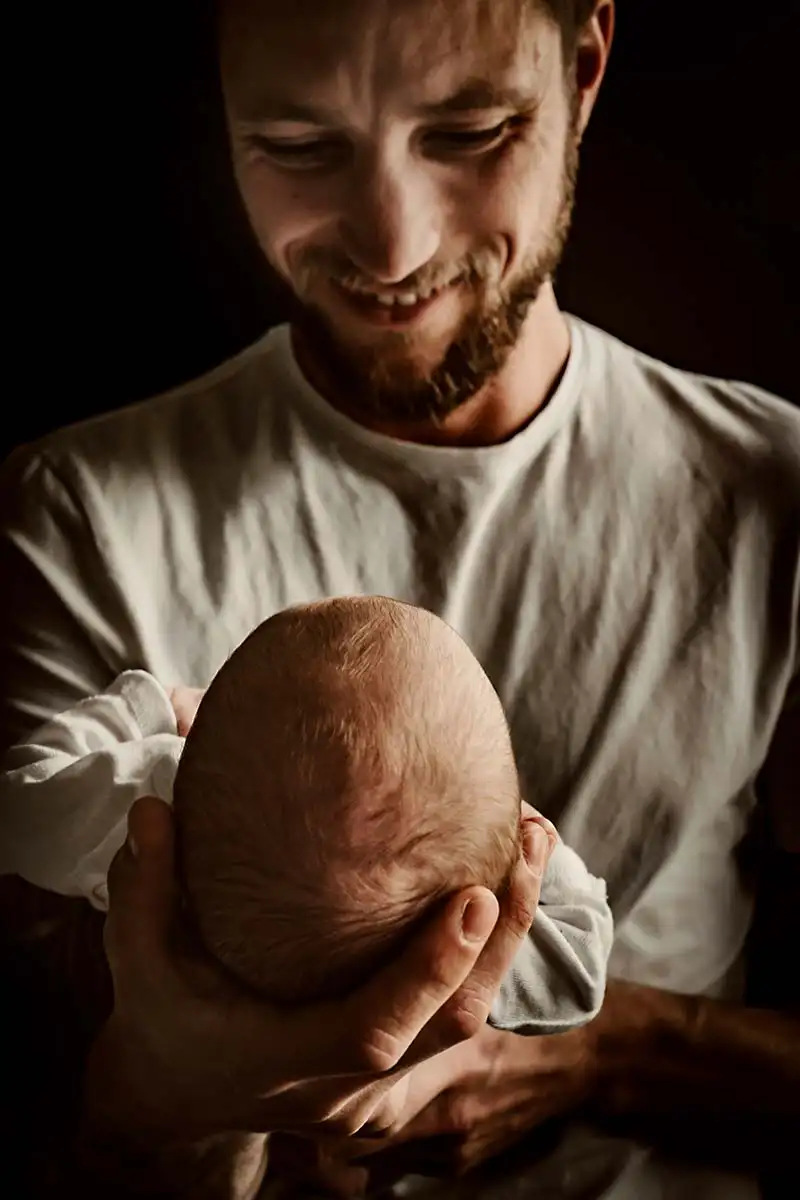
104;796;178;994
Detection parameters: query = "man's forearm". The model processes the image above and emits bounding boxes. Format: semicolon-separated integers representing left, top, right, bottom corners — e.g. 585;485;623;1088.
585;979;800;1170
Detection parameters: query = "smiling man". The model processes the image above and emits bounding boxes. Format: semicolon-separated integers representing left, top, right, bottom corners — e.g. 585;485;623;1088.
220;0;586;440
1;1;798;1199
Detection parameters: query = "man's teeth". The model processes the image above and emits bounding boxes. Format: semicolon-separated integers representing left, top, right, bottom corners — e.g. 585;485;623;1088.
389;291;420;306
366;289;430;307
342;280;455;306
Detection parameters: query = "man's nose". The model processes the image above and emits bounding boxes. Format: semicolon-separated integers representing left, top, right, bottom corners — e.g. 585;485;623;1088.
339;157;441;284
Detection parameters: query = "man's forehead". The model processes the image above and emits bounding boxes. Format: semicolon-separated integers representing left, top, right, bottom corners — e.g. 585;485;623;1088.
221;0;554;117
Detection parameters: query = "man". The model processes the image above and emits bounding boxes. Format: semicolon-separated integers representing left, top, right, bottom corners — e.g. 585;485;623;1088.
1;0;798;1197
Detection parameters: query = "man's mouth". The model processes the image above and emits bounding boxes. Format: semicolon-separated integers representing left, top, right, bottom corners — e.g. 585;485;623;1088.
332;278;461;326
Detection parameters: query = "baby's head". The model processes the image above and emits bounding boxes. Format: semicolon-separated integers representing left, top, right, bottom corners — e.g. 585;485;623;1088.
173;597;522;1003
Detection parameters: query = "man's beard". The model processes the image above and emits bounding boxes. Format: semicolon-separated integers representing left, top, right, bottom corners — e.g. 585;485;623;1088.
270;118;580;425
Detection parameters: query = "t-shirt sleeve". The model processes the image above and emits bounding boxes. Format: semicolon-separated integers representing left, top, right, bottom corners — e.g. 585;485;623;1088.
0;671;182;909
0;446;137;752
488;841;614;1036
0;448;181;906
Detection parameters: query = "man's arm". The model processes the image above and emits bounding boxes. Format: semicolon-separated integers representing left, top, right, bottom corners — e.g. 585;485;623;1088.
0;447;128;752
0;448;141;907
0;670;182;901
359;975;799;1183
584;977;799;1172
577;675;800;1172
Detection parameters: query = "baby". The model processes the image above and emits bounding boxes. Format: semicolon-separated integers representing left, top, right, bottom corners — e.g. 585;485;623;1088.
3;596;612;1031
176;596;527;1004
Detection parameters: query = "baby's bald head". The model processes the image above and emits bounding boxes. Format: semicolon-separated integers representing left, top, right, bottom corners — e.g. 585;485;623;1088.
173;597;521;1002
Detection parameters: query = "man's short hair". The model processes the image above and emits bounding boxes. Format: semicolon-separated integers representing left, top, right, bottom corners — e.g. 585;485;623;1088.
540;0;600;56
215;2;601;58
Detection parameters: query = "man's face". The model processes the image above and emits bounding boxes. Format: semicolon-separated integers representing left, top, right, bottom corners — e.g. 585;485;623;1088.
221;0;583;422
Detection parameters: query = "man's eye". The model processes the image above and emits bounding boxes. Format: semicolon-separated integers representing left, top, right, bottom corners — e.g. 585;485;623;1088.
247;136;343;167
424;121;512;155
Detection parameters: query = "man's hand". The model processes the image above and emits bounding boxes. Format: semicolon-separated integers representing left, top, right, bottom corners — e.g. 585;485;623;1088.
345;978;800;1189
327;1023;596;1188
83;797;552;1148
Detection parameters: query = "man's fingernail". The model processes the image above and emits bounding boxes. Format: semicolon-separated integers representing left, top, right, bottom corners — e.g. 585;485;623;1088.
127;834;139;860
524;824;548;876
460;897;496;943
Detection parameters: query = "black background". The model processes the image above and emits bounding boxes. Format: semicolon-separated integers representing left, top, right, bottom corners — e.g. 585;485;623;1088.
4;2;799;459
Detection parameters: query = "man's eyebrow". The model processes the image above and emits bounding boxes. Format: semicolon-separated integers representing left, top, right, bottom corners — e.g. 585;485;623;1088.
417;80;538;116
236;80;537;126
236;95;339;124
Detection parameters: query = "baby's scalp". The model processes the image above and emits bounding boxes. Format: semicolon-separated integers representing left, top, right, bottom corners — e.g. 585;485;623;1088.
173;596;522;1000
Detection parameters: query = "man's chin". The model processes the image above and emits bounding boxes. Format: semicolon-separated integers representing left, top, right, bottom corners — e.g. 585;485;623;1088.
303;308;462;385
329;343;451;409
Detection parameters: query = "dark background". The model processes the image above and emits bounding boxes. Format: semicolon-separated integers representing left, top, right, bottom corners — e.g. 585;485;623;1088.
4;1;799;460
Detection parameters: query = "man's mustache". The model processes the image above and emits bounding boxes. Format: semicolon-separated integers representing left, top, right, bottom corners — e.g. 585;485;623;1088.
294;247;501;298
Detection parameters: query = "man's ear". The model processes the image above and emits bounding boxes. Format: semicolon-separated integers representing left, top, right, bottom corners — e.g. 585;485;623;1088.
574;0;615;138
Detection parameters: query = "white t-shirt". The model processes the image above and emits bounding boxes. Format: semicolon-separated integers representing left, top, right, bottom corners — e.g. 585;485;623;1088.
1;315;798;1198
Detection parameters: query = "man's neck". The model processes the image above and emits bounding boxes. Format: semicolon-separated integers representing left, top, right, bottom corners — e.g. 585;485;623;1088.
292;284;572;449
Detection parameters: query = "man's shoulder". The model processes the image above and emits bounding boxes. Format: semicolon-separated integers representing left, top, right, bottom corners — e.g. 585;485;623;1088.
9;326;289;490
577;318;800;501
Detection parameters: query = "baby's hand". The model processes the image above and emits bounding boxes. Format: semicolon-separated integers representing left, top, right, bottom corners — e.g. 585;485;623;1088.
166;685;206;736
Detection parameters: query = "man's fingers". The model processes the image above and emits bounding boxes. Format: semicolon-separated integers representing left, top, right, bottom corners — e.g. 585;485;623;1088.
350;887;499;1071
104;795;178;1003
411;820;549;1060
309;886;498;1078
242;888;496;1096
346;818;551;1073
380;1091;457;1147
520;801;559;849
